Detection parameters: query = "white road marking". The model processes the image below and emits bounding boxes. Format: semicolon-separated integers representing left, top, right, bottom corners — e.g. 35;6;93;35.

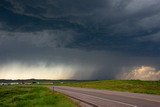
89;90;160;103
102;93;160;103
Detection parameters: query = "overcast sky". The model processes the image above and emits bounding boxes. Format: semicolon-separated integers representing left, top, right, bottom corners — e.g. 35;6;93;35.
0;0;160;80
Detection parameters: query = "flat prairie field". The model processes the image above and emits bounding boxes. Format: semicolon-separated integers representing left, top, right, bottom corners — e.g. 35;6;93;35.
56;80;160;95
0;85;77;107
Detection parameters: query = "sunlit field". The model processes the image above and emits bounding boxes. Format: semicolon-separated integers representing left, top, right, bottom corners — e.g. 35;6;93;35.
0;85;77;107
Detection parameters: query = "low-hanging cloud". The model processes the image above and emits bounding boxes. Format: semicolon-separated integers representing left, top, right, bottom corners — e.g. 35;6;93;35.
0;47;160;80
118;66;160;80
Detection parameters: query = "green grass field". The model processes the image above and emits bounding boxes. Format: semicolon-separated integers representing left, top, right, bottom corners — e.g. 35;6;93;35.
0;85;77;107
56;80;160;95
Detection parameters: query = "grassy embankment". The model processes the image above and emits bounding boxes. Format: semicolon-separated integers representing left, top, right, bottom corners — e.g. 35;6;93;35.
56;80;160;95
0;85;77;107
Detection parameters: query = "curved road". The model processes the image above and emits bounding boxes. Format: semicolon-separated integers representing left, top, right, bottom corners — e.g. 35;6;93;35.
53;86;160;107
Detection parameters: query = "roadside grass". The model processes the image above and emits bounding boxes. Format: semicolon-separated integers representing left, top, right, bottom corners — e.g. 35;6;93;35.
56;80;160;95
0;85;77;107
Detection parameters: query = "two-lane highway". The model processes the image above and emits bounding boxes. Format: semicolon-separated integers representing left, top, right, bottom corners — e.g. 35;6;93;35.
53;86;160;107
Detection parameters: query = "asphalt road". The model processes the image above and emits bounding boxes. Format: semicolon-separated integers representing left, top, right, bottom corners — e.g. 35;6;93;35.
53;86;160;107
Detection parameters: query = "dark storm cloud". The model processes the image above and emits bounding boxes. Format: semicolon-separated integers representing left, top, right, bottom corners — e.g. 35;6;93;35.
6;0;106;17
0;30;76;48
0;0;160;79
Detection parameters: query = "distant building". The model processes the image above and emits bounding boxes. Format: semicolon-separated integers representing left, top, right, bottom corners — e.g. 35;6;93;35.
10;82;19;85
